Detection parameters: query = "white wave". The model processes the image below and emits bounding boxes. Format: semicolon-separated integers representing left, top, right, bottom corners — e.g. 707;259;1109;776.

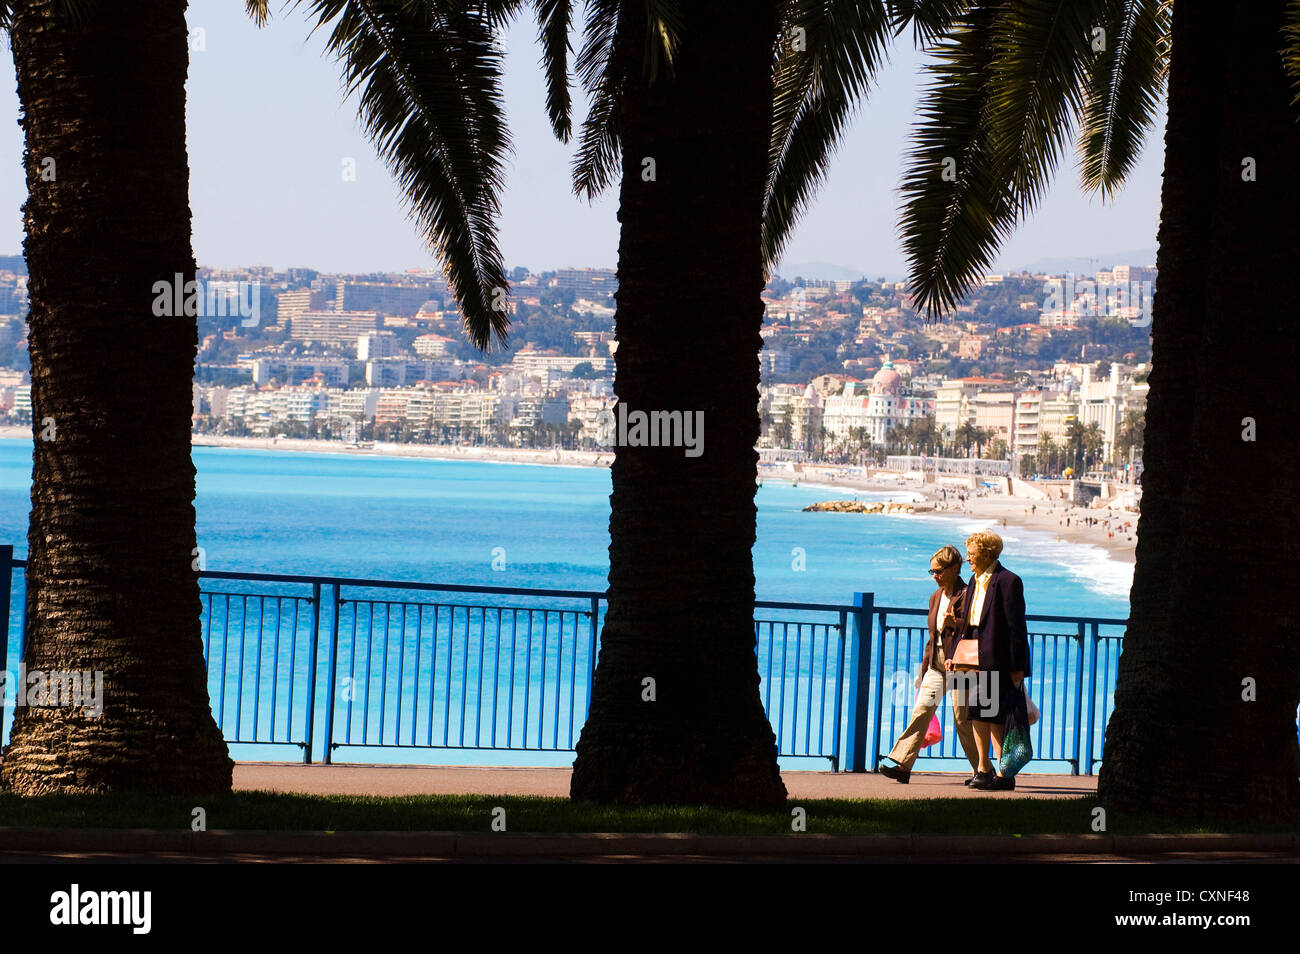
904;512;1133;601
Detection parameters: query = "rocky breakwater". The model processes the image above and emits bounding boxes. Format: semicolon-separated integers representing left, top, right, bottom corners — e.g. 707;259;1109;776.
802;500;928;514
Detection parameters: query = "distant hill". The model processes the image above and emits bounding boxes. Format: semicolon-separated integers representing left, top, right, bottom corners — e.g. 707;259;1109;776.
0;255;25;275
1004;248;1157;275
775;261;874;282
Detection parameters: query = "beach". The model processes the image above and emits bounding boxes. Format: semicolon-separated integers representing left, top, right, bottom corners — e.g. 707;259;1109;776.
758;459;1137;564
0;426;1138;564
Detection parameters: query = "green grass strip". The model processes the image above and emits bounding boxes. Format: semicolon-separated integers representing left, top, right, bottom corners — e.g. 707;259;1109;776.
0;792;1295;835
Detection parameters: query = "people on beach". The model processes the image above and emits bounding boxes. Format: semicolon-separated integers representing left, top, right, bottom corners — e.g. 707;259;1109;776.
878;546;981;784
947;531;1031;791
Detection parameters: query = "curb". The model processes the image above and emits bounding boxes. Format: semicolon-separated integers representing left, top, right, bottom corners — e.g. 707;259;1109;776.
0;829;1295;858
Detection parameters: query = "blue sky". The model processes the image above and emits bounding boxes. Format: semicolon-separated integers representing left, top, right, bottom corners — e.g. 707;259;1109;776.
0;2;1166;279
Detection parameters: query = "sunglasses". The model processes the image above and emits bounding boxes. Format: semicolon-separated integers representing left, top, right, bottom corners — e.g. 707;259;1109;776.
928;565;954;576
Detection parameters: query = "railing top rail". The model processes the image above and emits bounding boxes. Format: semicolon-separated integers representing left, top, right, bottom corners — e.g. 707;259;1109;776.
4;553;1129;626
754;600;859;613
1025;614;1128;626
874;605;1127;626
196;569;607;601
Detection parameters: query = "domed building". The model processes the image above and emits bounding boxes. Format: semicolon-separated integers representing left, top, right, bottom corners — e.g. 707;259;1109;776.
870;358;903;395
822;356;932;447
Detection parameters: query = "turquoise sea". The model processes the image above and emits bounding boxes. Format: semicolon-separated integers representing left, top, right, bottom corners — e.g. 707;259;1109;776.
0;439;1130;769
0;439;1131;611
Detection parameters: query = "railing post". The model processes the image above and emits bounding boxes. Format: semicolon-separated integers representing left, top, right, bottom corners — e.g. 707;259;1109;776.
870;608;886;771
1087;622;1102;774
844;592;874;772
1071;621;1085;775
1083;622;1100;775
0;545;12;679
585;596;600;715
323;584;342;765
302;582;322;764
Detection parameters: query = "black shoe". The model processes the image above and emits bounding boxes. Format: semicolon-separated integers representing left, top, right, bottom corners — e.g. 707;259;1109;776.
988;774;1016;791
878;761;911;784
969;770;997;790
964;772;979;786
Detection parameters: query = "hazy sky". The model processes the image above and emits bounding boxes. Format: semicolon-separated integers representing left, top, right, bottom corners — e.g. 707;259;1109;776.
0;2;1166;278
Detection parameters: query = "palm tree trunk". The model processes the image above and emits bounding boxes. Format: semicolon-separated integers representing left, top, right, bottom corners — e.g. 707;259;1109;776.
571;0;786;806
1;0;232;794
1098;0;1300;819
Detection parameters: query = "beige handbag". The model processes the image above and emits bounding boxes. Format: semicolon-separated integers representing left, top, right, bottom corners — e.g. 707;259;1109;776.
952;638;980;668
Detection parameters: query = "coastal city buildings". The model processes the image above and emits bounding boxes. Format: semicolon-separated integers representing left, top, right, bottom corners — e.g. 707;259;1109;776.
0;262;1152;475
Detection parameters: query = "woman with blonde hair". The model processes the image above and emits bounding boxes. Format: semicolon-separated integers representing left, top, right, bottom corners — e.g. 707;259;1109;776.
945;531;1031;790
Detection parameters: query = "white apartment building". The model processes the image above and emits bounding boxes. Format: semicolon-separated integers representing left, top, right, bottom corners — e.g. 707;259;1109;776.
413;334;454;358
762;383;822;448
247;356;349;387
511;350;611;376
935;380;978;436
972;391;1016;445
357;331;401;360
275;288;312;326
1039;392;1078;441
568;393;616;443
326;389;379;425
1012;391;1042;459
1077;363;1147;460
289;311;381;347
365;357;459;387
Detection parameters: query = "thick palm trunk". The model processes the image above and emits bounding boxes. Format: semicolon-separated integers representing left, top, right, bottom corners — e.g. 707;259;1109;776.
1;0;232;794
1098;0;1300;819
571;0;786;805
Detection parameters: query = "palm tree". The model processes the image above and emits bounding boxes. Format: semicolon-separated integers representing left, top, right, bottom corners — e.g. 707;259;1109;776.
2;0;520;794
1082;421;1105;471
898;0;1300;819
1037;431;1057;476
237;1;976;806
1113;408;1144;466
562;0;792;805
1;0;232;793
954;419;977;457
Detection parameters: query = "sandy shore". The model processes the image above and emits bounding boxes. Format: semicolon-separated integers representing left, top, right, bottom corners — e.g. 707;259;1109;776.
0;427;1137;563
188;433;616;469
757;464;1136;563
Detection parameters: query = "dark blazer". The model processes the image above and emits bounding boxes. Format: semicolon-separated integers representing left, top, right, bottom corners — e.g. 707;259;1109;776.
920;578;966;675
955;562;1031;676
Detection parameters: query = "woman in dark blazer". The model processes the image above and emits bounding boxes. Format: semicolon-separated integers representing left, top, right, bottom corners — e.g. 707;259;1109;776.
946;530;1031;791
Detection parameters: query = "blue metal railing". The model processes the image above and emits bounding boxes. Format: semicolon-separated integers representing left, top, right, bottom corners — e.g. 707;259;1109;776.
9;545;1281;775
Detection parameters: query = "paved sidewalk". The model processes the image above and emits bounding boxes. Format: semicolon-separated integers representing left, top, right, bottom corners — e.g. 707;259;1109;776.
233;762;1098;799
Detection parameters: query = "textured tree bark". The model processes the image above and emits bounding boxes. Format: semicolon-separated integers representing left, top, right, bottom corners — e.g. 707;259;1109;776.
1098;0;1300;820
570;0;787;806
1;0;232;794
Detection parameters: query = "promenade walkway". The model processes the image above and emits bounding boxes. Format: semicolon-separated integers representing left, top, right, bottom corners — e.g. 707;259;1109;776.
233;762;1098;800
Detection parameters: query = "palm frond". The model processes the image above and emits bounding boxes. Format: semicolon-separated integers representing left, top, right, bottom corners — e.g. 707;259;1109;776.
900;1;1107;317
246;0;272;27
480;0;527;27
985;0;1109;214
1078;0;1167;199
1284;0;1300;112
571;0;627;200
888;0;973;47
898;4;1007;317
641;0;682;82
301;0;512;349
535;0;574;141
763;0;896;275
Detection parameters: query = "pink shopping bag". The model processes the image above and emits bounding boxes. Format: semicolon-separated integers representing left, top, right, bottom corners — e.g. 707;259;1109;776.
923;714;942;747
